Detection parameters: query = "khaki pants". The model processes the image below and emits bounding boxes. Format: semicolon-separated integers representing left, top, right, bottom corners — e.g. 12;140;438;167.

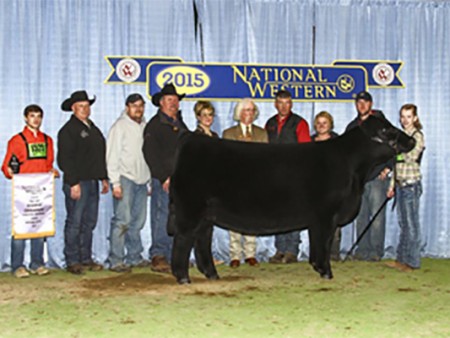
229;231;256;260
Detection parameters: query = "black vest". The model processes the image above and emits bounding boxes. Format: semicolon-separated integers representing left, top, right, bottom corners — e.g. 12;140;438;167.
265;113;304;144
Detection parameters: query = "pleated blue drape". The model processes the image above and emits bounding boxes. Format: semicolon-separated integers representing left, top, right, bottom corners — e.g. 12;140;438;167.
0;0;199;270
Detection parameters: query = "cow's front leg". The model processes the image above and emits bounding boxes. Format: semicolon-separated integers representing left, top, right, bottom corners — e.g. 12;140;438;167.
308;226;333;279
194;221;219;280
172;230;195;284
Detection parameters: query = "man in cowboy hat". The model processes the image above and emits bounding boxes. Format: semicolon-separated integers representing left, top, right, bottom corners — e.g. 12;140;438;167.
57;90;109;275
143;83;188;273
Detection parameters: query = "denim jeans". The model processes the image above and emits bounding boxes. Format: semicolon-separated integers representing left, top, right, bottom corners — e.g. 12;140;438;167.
11;237;45;272
63;180;99;266
108;176;148;267
149;178;173;261
355;178;389;260
274;231;300;256
396;181;422;268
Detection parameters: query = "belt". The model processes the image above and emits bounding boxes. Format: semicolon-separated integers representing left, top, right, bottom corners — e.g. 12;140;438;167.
397;180;419;188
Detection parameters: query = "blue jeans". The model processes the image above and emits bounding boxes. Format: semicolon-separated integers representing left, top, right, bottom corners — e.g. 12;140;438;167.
274;231;300;256
396;181;422;268
355;178;389;260
109;176;148;267
63;180;99;266
11;237;45;272
149;178;173;261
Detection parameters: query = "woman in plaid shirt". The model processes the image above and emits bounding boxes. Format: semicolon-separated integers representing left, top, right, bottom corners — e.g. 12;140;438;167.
386;104;425;272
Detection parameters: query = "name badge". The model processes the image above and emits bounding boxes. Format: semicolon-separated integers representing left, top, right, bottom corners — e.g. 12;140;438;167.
28;142;47;159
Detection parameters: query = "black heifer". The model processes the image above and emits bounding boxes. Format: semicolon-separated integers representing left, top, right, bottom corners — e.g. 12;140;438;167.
169;115;415;284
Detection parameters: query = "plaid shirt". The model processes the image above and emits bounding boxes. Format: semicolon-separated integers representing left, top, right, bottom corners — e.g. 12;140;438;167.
390;127;425;188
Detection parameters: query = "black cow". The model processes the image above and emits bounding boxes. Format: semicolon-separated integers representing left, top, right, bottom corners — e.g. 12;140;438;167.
169;115;415;284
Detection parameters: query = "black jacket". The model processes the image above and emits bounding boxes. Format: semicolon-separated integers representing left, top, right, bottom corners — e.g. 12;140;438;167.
142;110;188;183
345;110;393;181
57;115;107;186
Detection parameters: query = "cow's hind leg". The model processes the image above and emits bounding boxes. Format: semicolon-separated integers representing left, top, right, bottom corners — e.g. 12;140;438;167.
194;220;219;280
308;225;333;279
172;229;195;284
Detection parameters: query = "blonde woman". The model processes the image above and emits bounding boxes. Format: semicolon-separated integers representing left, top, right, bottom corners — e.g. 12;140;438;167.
193;101;223;265
311;111;341;260
193;101;218;138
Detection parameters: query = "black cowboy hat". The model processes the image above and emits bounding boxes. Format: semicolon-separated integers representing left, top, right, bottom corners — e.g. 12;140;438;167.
151;83;185;107
61;90;96;111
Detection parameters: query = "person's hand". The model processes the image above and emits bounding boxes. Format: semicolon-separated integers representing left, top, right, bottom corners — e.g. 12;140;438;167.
378;168;390;181
101;179;109;194
51;168;60;178
112;186;123;199
387;187;395;199
162;177;170;193
71;184;81;200
7;167;14;177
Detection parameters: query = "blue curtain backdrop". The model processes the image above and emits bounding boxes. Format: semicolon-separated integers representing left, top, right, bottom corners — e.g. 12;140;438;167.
0;0;199;270
0;0;448;270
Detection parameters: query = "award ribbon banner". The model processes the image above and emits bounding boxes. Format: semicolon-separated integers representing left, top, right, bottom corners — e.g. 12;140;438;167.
12;173;55;239
105;56;404;102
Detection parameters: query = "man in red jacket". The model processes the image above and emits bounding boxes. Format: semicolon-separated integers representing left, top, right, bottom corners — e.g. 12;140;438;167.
2;104;57;278
265;90;311;264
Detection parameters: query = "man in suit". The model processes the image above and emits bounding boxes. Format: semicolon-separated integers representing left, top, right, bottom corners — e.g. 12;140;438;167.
222;98;268;268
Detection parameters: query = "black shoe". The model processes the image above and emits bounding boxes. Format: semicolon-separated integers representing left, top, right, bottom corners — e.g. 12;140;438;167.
109;264;132;273
82;261;103;271
330;254;341;262
67;263;84;275
132;260;151;268
269;252;284;264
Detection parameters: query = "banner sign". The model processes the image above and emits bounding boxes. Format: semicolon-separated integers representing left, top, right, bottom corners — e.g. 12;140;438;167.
332;60;404;88
148;62;367;102
12;173;55;239
105;56;404;102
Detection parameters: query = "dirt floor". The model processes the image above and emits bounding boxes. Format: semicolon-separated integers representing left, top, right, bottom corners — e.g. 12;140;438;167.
0;259;449;337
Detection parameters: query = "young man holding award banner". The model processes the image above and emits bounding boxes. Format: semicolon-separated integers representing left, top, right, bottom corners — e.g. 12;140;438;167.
1;104;58;278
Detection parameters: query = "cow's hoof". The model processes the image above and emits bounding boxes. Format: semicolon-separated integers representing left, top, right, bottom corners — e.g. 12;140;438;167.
320;272;333;280
177;277;191;285
207;274;220;281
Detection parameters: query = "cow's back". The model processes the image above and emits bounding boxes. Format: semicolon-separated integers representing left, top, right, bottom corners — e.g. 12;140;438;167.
172;133;356;235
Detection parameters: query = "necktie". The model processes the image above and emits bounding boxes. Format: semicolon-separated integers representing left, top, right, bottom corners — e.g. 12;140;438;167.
246;125;252;138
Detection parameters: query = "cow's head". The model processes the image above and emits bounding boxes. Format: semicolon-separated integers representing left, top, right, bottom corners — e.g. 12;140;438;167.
361;115;416;154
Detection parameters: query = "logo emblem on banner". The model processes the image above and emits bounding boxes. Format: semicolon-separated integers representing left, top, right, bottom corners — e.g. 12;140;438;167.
372;63;395;86
116;58;141;83
105;56;404;102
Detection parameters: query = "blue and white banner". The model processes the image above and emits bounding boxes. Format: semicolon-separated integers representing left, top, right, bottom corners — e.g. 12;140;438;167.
332;60;404;88
104;56;182;84
147;62;367;102
105;56;404;102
